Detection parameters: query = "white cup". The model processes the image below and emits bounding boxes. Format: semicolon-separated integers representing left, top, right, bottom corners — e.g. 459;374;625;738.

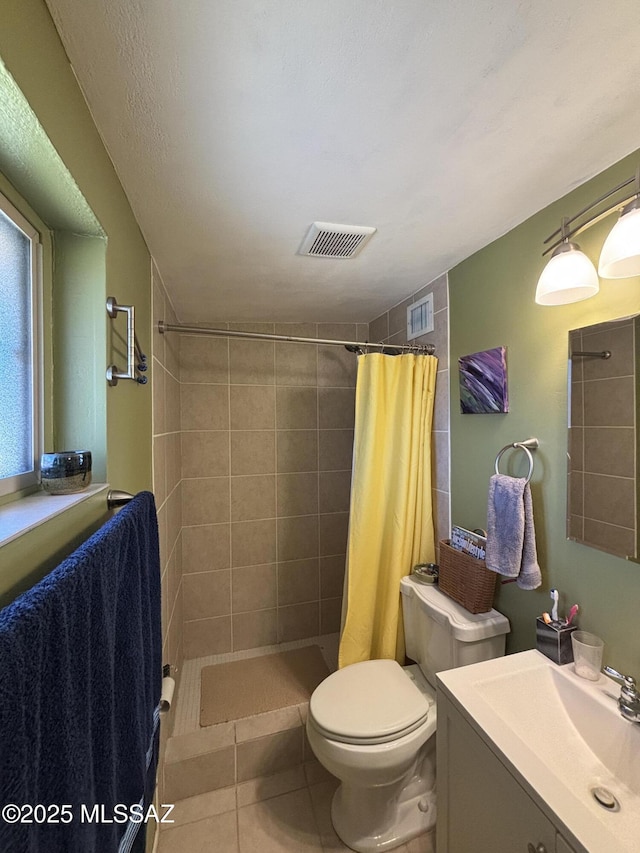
571;631;604;681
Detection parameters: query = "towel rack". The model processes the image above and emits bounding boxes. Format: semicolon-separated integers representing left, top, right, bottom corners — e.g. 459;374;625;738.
494;437;539;483
107;489;135;509
106;297;148;386
570;350;611;360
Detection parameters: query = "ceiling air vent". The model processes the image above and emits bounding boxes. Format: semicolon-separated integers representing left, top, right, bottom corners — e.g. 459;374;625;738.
298;221;376;259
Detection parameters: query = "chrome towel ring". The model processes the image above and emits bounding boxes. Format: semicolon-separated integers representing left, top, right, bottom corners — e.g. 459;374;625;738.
494;438;539;484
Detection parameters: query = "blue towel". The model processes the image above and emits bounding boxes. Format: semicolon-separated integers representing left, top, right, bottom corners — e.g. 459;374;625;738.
485;474;542;590
0;491;162;853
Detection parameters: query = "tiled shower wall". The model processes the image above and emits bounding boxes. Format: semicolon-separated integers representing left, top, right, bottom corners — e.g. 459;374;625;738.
179;322;368;659
368;273;451;545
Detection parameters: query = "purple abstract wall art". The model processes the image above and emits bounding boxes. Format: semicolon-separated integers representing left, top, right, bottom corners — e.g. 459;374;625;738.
458;346;509;414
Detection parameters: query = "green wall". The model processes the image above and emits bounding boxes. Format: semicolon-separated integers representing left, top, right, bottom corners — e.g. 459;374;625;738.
52;232;108;481
0;493;110;610
0;0;152;598
449;150;640;678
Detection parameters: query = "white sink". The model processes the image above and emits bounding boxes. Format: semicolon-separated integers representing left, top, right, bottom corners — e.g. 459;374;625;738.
437;649;640;853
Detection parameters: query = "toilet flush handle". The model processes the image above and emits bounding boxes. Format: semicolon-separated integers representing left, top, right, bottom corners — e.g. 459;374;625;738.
527;844;548;853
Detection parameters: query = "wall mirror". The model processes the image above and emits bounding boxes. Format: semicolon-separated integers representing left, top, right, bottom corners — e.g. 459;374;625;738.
567;314;639;561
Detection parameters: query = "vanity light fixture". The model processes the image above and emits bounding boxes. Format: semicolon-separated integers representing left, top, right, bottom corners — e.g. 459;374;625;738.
536;168;640;305
535;220;599;306
598;195;640;278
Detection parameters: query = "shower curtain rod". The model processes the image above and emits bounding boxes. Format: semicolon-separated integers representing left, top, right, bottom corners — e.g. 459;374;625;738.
157;321;435;355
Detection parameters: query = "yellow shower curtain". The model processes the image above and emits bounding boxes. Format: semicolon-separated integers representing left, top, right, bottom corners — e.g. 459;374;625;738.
338;352;438;668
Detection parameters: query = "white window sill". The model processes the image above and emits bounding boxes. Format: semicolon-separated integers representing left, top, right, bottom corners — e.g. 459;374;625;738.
0;483;109;548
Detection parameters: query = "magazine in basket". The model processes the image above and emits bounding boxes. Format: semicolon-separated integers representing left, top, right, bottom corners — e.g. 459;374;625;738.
450;525;487;561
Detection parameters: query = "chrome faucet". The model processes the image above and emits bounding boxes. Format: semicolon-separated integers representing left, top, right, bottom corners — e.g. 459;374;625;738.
603;666;640;723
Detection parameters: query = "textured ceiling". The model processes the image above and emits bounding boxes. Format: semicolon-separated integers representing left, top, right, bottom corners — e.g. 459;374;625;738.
45;0;640;323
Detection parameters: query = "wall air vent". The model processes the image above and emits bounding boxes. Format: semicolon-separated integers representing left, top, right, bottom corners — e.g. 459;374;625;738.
298;221;376;259
407;293;434;340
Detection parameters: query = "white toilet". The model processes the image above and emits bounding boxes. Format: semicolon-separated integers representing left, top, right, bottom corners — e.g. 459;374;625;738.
306;574;510;853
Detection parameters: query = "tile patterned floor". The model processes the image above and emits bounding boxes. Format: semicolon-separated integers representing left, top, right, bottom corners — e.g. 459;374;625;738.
156;762;436;853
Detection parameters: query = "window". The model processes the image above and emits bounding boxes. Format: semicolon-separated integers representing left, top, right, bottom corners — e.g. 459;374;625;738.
0;191;41;498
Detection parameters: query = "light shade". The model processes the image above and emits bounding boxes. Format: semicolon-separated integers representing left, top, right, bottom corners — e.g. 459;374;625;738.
598;200;640;278
535;242;599;305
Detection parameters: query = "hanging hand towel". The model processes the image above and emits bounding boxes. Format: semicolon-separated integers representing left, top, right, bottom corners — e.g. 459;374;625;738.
485;474;542;590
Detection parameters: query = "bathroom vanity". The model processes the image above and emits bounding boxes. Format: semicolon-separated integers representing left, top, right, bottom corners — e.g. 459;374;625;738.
436;650;640;853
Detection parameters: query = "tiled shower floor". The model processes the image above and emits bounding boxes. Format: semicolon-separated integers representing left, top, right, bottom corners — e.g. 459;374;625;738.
171;633;340;736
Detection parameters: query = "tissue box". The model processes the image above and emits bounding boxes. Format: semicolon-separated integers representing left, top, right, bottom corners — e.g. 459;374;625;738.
536;618;577;665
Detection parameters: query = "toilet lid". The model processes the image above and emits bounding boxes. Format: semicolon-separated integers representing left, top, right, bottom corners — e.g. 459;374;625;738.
309;659;431;745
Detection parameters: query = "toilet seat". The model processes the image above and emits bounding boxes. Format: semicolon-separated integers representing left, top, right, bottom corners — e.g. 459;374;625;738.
309;659;433;745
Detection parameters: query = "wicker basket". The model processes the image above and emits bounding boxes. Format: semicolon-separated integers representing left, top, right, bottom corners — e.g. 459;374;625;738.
437;540;497;614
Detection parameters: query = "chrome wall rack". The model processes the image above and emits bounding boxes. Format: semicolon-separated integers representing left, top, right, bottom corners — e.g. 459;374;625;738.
106;297;148;385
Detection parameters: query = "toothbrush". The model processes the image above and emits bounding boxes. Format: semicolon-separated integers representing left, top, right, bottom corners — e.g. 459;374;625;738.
566;604;579;626
542;612;552;624
550;589;559;623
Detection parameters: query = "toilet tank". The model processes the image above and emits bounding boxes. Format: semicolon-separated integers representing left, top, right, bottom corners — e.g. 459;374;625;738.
400;575;510;687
